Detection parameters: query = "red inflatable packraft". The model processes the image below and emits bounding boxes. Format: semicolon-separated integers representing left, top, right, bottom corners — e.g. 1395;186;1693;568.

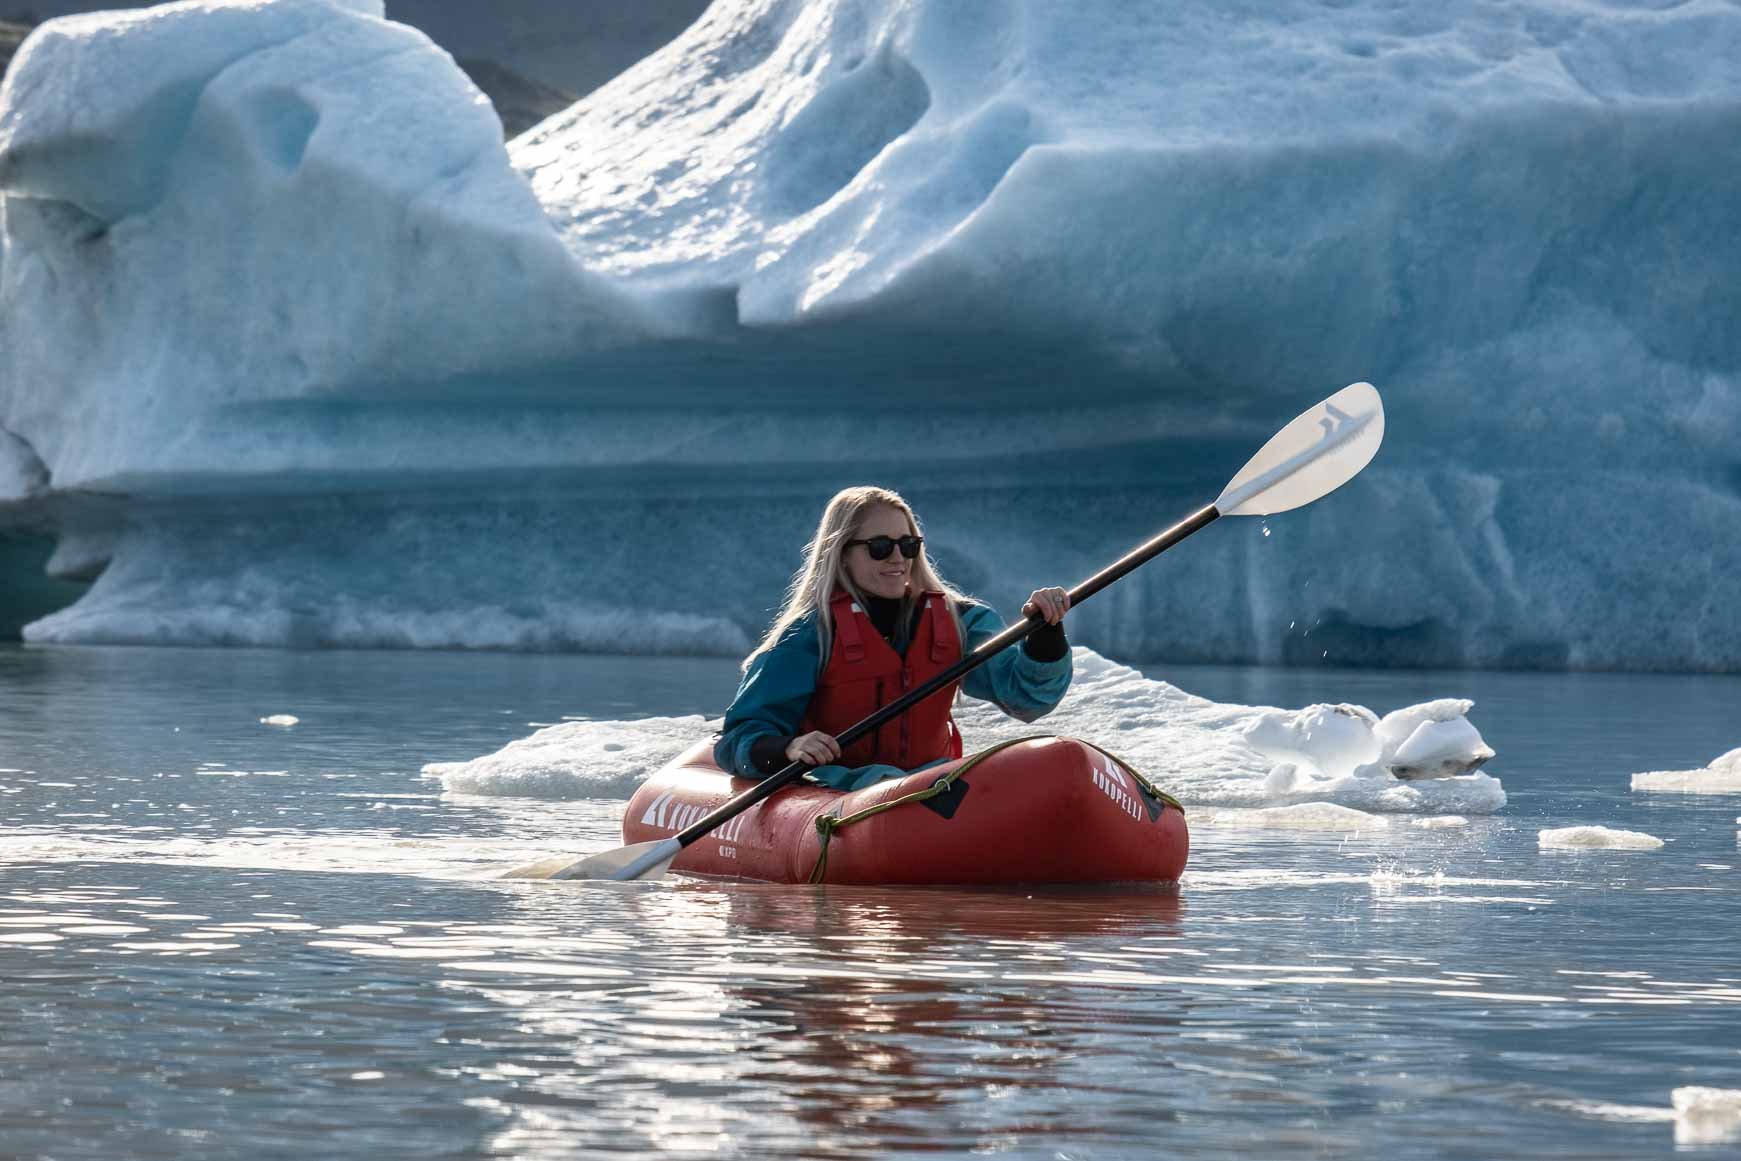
623;735;1189;885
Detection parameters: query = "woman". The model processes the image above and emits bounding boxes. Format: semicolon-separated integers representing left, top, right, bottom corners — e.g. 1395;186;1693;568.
714;486;1073;791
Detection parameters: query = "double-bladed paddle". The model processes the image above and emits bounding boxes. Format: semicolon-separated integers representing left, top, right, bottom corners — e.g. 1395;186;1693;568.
503;381;1385;882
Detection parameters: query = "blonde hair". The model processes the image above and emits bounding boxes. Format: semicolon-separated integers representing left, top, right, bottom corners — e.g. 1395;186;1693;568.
745;485;970;672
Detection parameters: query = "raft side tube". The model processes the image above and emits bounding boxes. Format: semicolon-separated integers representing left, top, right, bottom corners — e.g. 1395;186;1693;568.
622;736;1188;886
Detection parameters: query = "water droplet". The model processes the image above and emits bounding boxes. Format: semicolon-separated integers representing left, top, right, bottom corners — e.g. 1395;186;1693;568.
1261;524;1271;538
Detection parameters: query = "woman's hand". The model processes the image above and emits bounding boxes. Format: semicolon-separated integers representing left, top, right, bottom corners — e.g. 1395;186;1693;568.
786;730;842;767
1022;586;1071;625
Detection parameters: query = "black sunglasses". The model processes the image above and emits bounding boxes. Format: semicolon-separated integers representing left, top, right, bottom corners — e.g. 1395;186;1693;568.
846;534;923;561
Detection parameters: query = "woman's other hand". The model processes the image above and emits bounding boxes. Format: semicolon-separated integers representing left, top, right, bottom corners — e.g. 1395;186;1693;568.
785;730;842;766
1022;586;1070;625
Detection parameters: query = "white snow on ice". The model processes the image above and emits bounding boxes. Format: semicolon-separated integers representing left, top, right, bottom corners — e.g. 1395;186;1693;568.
1673;1087;1741;1146
1192;802;1394;833
1631;747;1741;794
426;647;1505;815
1537;826;1664;852
428;713;718;800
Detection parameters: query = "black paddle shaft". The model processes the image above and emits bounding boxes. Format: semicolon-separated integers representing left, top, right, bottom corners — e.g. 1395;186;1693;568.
671;502;1223;847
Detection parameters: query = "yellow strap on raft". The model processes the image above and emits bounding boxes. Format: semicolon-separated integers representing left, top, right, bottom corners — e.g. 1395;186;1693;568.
806;735;1183;884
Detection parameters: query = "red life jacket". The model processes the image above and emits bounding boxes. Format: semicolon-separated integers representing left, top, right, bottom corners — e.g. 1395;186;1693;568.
799;589;964;770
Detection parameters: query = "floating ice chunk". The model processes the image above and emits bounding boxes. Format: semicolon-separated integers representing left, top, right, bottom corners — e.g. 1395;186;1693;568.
1196;803;1390;831
1387;717;1495;781
259;714;299;727
1538;826;1664;851
1241;696;1493;786
1250;803;1390;831
425;715;716;799
1632;747;1741;794
1673;1087;1741;1145
1412;815;1469;829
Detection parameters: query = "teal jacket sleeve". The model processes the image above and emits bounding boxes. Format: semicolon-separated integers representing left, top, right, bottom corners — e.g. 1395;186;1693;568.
713;615;822;777
956;602;1072;722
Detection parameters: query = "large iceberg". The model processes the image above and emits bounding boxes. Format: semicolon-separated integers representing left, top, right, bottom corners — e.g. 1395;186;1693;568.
2;0;1739;668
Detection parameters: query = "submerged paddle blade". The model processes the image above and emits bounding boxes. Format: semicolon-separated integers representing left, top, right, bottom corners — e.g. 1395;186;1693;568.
1215;382;1384;517
499;852;594;880
500;837;682;882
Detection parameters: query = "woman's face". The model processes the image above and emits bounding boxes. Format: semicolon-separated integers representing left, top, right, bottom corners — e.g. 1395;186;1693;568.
843;504;918;600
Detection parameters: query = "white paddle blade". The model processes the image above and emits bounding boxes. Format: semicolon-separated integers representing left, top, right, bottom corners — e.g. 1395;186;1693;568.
499;852;592;880
1215;382;1384;517
499;837;681;882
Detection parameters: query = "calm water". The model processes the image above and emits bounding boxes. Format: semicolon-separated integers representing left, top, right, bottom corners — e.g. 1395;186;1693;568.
2;643;1740;1160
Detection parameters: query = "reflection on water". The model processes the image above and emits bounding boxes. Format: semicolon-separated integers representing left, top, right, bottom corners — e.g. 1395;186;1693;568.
437;885;1191;1157
7;861;1741;1159
4;646;1741;1159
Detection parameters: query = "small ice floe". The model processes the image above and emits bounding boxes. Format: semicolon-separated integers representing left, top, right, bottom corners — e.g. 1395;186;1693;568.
1243;698;1493;783
1673;1086;1741;1145
1538;826;1664;851
1631;747;1741;794
260;714;300;727
1412;815;1469;829
1195;802;1390;831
